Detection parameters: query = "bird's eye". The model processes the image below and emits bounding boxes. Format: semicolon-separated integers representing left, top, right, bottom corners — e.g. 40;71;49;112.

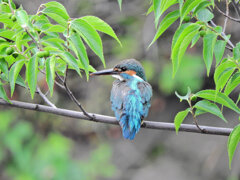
121;67;127;71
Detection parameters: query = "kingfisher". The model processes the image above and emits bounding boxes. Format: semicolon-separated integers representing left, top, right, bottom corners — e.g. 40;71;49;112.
90;59;152;140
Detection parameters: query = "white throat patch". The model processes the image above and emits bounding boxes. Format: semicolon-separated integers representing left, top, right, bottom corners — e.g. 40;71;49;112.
112;75;124;81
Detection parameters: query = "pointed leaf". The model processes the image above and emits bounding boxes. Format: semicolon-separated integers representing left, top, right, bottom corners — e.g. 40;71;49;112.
149;10;179;47
44;1;69;20
203;32;217;76
59;52;80;75
71;19;105;66
0;58;8;76
214;40;227;66
228;124;240;169
193;1;212;15
9;59;25;96
225;72;240;95
195;90;240;114
46;56;55;96
15;10;29;28
69;33;89;78
153;0;177;27
191;33;200;48
81;16;121;46
117;0;122;11
27;56;39;99
194;100;227;122
0;82;10;103
174;108;190;134
196;8;214;22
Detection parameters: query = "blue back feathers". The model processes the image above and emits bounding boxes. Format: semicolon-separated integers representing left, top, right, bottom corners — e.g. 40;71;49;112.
110;59;152;140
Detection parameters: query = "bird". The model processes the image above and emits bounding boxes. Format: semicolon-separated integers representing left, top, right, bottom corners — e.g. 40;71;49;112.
90;59;152;140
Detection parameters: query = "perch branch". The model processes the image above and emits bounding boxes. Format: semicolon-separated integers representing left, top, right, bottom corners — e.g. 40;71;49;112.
0;99;233;136
36;86;57;108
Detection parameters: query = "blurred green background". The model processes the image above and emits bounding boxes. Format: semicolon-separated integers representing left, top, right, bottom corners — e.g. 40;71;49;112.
1;0;240;180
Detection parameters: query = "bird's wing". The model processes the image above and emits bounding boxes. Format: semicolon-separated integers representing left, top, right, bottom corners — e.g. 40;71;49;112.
137;81;152;118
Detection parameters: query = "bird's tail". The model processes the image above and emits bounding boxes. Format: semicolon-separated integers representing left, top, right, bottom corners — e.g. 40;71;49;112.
119;113;141;140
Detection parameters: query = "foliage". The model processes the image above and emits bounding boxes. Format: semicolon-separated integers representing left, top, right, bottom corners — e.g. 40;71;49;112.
143;0;240;167
0;0;120;99
0;110;115;179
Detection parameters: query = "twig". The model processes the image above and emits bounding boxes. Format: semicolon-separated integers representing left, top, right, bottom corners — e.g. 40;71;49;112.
223;0;229;33
215;5;240;23
0;99;233;136
55;73;94;119
232;0;240;18
36;86;57;108
209;20;235;49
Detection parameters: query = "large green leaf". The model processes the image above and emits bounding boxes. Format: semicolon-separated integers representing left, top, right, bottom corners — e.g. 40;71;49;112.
44;1;70;20
71;19;105;66
59;52;80;75
180;0;205;23
214;40;227;66
27;56;39;99
171;23;200;77
203;32;217;76
225;72;240;95
153;0;177;27
149;10;179;47
9;59;25;96
195;90;240;114
0;58;8;76
194;100;227;122
69;33;89;78
228;124;240;169
196;8;214;22
0;82;10;103
193;1;212;15
46;56;55;96
15;10;29;28
214;61;236;92
174;108;190;134
81;16;121;46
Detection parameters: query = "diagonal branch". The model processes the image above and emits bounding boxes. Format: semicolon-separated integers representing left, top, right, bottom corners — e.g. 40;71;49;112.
215;5;240;23
36;86;57;108
0;99;233;136
232;0;240;18
223;0;229;33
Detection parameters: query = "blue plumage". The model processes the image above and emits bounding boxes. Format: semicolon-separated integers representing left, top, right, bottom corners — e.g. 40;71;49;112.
91;59;152;140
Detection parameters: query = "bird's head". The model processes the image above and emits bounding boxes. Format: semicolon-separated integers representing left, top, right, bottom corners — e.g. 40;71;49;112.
90;59;146;81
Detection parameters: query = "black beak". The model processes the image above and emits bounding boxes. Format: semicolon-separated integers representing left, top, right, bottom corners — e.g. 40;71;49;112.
90;68;118;76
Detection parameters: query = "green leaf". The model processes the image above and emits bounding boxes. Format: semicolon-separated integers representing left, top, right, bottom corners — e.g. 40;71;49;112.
214;61;236;92
203;32;217;76
225;72;240;95
15;10;29;28
42;8;68;27
171;23;200;77
0;82;10;103
228;124;240;169
0;58;8;76
175;87;191;102
59;52;80;75
174;108;190;134
69;33;89;78
9;59;25;96
46;56;55;96
195;90;240;114
71;19;105;66
149;10;179;47
196;8;214;22
214;40;227;66
194;100;227;122
233;42;240;61
27;56;39;99
193;1;212;15
117;0;122;11
81;16;121;46
44;1;69;20
153;0;178;27
195;109;207;116
146;4;153;15
180;0;205;23
191;33;200;48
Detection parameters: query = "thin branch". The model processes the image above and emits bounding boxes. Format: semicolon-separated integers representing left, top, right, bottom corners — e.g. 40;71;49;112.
209;20;235;49
232;0;240;18
215;5;240;23
55;73;94;119
0;99;233;136
223;0;229;33
36;86;57;108
25;29;42;50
